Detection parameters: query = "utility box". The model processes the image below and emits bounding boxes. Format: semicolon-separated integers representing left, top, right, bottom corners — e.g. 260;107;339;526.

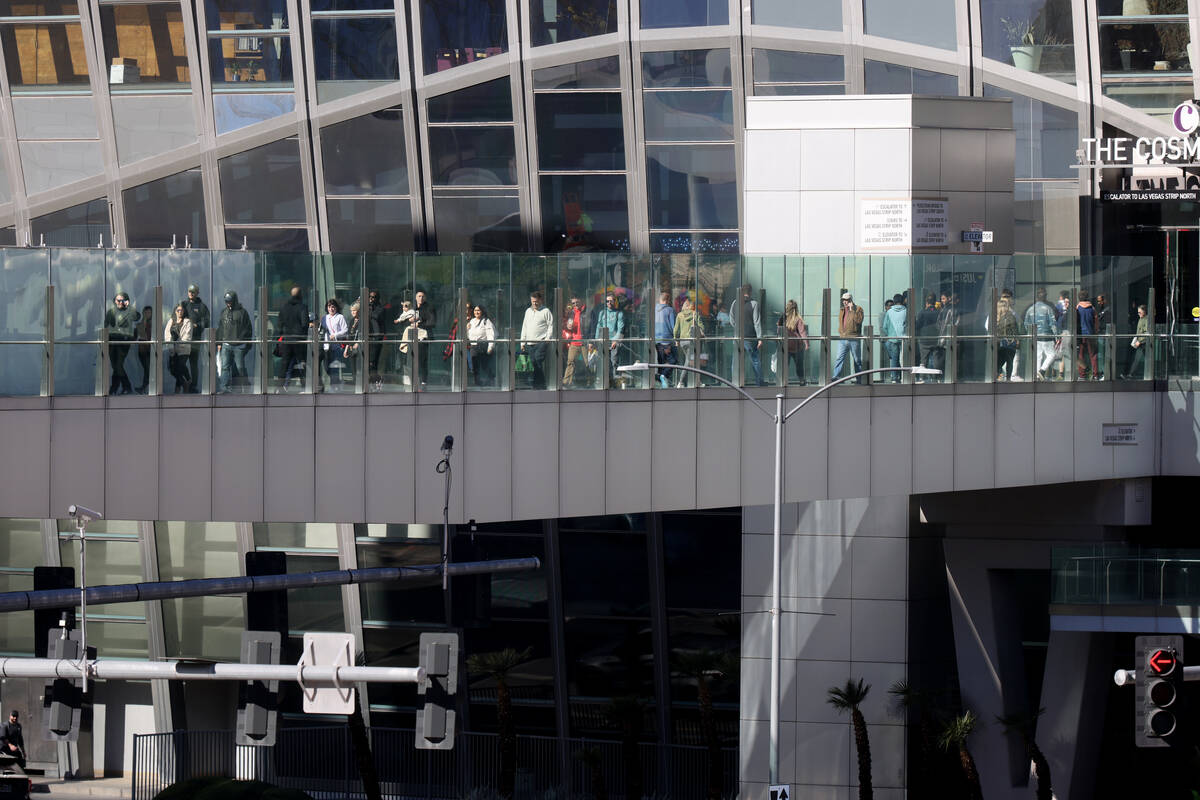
744;95;1015;256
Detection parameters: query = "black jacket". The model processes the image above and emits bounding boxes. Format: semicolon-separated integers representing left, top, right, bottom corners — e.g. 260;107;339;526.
182;298;211;333
277;295;310;338
217;301;252;341
1;720;23;749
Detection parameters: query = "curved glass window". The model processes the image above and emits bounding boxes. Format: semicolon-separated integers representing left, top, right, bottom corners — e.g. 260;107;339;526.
321;108;409;195
984;84;1077;179
540;174;629;251
864;60;957;94
428;77;512;122
533;55;620;89
1;18;89;88
429;126;517;185
641;0;727;29
32;199;110;248
421;0;506;74
205;0;291;87
753;0;839;29
100;4;190;89
863;0;957;50
642;49;730;87
327;198;412;251
643;90;733;141
982;0;1074;82
536;93;625;171
433;193;522;252
646;145;736;229
753;50;844;94
530;0;616;46
123;169;209;249
312;18;398;81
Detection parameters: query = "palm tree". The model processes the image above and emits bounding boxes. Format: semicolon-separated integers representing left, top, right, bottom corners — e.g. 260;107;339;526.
673;649;734;800
996;708;1052;800
467;647;533;800
938;710;983;800
828;679;873;800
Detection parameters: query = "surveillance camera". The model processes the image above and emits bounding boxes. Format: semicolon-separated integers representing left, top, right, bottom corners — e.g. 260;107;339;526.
441;435;454;455
67;504;102;524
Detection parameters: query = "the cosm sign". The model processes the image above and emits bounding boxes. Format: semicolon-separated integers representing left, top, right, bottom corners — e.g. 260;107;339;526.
1080;100;1200;166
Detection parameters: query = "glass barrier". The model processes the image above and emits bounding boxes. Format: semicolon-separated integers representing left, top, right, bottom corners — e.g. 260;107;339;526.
0;247;1190;396
1053;545;1200;606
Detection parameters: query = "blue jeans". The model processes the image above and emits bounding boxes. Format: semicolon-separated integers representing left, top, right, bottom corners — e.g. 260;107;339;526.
737;341;763;386
833;339;862;380
884;340;902;381
219;343;248;392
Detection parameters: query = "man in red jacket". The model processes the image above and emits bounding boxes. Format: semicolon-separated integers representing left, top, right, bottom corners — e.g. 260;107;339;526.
562;296;585;387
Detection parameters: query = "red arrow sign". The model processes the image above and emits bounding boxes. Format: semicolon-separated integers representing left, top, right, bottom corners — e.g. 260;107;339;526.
1149;649;1177;675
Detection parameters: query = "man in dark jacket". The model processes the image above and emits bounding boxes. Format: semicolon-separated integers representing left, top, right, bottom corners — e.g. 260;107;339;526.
367;290;388;380
276;286;311;391
216;290;253;392
1076;290;1097;380
182;284;211;392
104;292;140;395
1;709;25;771
413;289;437;385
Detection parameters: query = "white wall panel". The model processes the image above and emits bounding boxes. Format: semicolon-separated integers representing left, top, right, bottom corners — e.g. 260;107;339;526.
1114;392;1156;477
869;396;912;497
463;403;513;521
791;533;851;599
211;407;263;522
158;408;209;522
827;397;870;498
314;405;365;522
605;402;651;514
994;392;1036;486
413;404;464;524
1073;392;1114;482
263;406;314;522
0;410;50;518
912;394;953;493
1160;390;1199;475
786;723;849;786
850;598;906;662
558;402;606;519
784;396;829;502
740;399;776;508
50;409;105;518
650;399;697;511
952;394;995;490
364;404;415;524
745;130;802;190
850;536;907;600
1034;392;1075;484
511;403;559;521
697;399;741;509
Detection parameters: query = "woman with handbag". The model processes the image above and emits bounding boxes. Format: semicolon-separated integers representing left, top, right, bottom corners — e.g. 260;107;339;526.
466;304;497;387
320;298;348;390
164;303;194;393
995;297;1020;381
672;299;704;387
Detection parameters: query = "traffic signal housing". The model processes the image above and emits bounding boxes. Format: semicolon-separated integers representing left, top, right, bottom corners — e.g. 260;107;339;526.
415;632;459;750
236;631;281;747
1135;634;1184;747
43;626;92;742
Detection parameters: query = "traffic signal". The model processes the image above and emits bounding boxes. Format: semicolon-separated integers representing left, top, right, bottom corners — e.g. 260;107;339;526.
1135;634;1185;747
415;632;459;750
236;631;281;747
42;624;91;742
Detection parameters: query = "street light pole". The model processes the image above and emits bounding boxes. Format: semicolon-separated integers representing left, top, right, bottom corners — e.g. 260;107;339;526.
618;361;939;785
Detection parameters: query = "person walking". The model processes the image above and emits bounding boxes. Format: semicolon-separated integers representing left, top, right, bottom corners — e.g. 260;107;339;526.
834;292;864;382
181;284;210;392
882;293;907;382
165;303;194;393
730;284;763;386
1076;290;1098;380
673;298;704;387
780;299;809;385
1025;288;1057;380
520;291;554;390
276;286;311;392
104;292;140;395
995;297;1020;381
1125;303;1150;379
593;292;625;386
320;298;348;390
467;304;497;387
561;297;585;387
654;291;677;388
216;291;252;393
1;710;25;772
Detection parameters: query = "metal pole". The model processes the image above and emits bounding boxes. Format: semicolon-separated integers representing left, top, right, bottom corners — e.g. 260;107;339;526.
769;393;783;786
77;519;88;693
0;658;423;684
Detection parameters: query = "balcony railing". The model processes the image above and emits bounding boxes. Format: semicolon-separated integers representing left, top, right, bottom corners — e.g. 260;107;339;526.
0;247;1190;396
1052;545;1200;607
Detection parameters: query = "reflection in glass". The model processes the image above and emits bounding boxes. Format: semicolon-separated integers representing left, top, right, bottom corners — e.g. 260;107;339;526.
641;0;727;29
420;0;506;74
432;193;522;252
536;93;625;170
213;93;295;134
643;90;733;141
1100;20;1190;74
100;4;190;88
649;231;739;253
428;127;516;185
0;250;49;338
427;78;512;122
530;0;616;46
864;60;958;95
1101;80;1194;118
752;0;840;29
1;22;89;87
0;1;78;14
32;199;110;248
752;49;843;84
219;138;306;223
327;198;413;252
112;95;197;163
311;17;398;81
646;145;736;229
312;0;391;9
205;0;288;31
984;85;1077;179
533;56;620;90
156;521;243;660
982;0;1074;80
285;554;344;632
123;169;208;249
863;0;957;49
208;35;292;84
540;174;629;251
643;49;730;87
321;109;409;195
224;227;309;251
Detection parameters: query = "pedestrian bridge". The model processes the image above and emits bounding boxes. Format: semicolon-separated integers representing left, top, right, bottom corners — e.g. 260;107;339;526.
0;246;1196;523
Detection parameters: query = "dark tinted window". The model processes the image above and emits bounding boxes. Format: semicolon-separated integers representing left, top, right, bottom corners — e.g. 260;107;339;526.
219;138;306;223
643;49;730;87
428;126;517;186
327;199;413;251
420;0;507;74
641;0;727;28
530;0;616;46
752;49;843;83
311;18;399;81
864;60;957;95
123;169;209;248
321;109;409;195
540;174;629;251
432;194;523;252
646;145;737;229
32;200;111;248
533;56;620;89
224;227;309;251
427;78;512;122
643;90;733;141
536;93;625;171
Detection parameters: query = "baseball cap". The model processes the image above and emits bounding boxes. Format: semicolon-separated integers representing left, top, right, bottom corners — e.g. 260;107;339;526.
841;292;852;300
188;284;199;293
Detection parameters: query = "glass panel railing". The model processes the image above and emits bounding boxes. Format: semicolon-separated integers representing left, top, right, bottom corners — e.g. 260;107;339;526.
1053;545;1200;607
0;342;46;395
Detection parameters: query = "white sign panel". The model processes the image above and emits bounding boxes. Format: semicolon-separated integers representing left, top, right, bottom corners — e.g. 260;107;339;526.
1102;422;1140;446
912;199;949;246
860;198;911;249
301;632;355;714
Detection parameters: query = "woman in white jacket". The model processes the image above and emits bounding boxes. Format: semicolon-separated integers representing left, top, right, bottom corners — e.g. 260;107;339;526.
165;304;193;393
466;304;497;387
320;298;348;390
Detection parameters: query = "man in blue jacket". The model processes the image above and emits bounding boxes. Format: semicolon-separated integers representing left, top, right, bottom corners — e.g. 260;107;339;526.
654;291;676;388
1076;290;1097;379
882;293;907;383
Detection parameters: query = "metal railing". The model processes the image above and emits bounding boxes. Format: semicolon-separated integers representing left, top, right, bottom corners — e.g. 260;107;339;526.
131;726;739;800
1052;545;1200;606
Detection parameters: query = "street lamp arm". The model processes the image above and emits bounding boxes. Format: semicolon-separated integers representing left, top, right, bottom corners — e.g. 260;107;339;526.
781;366;934;422
616;362;776;420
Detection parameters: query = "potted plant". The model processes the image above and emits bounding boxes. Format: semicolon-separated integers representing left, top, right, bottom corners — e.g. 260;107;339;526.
1002;16;1061;72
